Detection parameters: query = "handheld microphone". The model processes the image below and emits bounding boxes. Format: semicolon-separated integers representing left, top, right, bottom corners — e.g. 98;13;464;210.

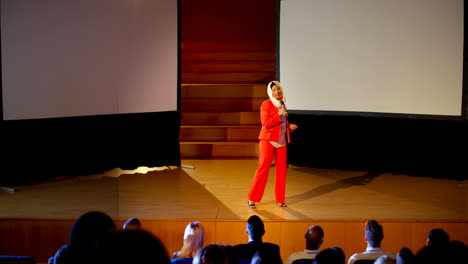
280;100;287;116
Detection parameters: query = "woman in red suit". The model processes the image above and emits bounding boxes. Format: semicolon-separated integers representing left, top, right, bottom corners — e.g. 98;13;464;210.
247;81;298;209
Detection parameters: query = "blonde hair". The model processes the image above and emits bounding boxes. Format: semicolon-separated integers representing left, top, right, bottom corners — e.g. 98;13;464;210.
174;221;205;258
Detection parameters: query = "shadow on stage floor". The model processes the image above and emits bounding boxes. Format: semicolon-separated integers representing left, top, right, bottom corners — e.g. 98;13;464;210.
0;159;467;220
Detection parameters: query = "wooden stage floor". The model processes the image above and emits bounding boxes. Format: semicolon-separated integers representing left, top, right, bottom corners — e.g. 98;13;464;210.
0;159;467;221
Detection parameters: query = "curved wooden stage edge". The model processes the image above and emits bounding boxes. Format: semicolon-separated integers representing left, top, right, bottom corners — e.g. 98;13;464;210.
1;159;467;263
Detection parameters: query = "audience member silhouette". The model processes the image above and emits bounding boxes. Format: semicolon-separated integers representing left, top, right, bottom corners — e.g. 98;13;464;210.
285;225;324;264
193;244;228;264
122;217;141;231
347;220;395;264
425;228;449;247
415;239;467;264
314;247;346;264
53;211;116;264
94;229;170;264
446;240;468;264
234;215;282;264
396;247;414;264
173;221;205;260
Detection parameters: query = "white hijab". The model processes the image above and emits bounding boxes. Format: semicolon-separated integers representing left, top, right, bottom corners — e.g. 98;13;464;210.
267;80;286;108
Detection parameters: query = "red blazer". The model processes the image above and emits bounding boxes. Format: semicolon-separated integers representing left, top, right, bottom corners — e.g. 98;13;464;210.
258;100;291;143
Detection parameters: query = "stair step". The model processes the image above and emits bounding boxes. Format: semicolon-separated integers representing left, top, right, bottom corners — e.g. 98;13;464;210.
182;42;275;52
181;83;267;98
182;61;275;73
183;51;275;61
181;111;260;126
182;72;275;84
180;142;259;158
181;97;265;112
180;125;260;141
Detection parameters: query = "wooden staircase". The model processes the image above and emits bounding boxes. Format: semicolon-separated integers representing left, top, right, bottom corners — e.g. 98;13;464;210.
179;0;277;158
180;83;268;158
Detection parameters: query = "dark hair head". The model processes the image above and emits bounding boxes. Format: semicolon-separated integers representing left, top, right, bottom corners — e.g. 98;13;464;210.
365;220;384;247
96;230;170;264
69;211;116;245
396;247;414;264
194;244;228;264
314;247;346;264
427;228;449;246
247;215;265;241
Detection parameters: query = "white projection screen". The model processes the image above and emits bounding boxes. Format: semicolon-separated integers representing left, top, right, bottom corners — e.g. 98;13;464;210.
280;0;464;116
1;0;177;120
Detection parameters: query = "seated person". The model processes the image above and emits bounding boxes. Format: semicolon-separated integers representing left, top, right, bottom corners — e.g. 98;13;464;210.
314;247;345;264
95;229;170;264
193;244;228;264
285;225;324;264
53;211;116;264
172;221;205;263
426;228;449;247
347;220;395;264
396;247;414;264
233;215;282;264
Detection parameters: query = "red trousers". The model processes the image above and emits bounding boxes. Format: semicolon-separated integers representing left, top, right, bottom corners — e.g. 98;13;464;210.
248;140;287;203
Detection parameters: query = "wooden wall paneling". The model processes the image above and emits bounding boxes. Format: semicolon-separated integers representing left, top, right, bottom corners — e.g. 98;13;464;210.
314;221;347;253
437;222;468;244
215;221;246;246
29;220;64;263
409;222;433;253
263;221;282;248
201;221;218;247
379;222;413;255
148;220;189;256
279;221;311;260
40;220;73;263
344;221;367;259
0;219;73;263
0;220;22;255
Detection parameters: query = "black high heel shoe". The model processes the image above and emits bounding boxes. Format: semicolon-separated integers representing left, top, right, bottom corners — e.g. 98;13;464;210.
276;203;287;207
248;201;256;209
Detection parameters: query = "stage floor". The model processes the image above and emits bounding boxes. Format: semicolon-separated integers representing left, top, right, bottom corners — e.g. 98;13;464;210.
1;159;467;220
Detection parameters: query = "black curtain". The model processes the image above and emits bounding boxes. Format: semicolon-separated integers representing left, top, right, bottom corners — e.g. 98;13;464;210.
1;111;181;185
288;114;467;180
